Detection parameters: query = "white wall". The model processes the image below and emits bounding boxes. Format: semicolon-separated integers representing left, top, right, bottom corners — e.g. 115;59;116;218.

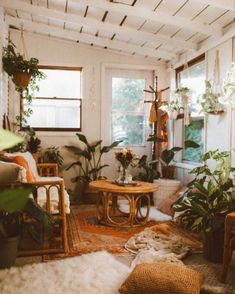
0;8;8;127
8;29;167;190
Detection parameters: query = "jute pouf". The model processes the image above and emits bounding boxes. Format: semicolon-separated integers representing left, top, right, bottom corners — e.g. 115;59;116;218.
119;262;203;294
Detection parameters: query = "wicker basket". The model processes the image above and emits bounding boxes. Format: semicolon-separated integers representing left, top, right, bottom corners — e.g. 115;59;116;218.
12;72;31;88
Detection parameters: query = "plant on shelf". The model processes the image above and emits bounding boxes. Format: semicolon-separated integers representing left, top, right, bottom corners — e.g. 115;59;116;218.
0;129;53;268
172;149;235;262
40;146;64;167
65;133;121;203
174;86;190;95
200;80;224;115
2;40;45;125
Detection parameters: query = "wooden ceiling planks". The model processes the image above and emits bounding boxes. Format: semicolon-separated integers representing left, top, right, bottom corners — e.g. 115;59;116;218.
1;0;234;61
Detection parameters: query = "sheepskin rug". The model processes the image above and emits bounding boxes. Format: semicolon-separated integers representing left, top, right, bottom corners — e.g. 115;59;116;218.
119;204;172;222
0;251;131;294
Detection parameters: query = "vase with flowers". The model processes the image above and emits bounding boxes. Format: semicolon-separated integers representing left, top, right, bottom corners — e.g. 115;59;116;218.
114;148;137;184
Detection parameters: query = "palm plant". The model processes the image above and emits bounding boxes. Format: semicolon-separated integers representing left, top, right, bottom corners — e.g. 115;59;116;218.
65;133;122;182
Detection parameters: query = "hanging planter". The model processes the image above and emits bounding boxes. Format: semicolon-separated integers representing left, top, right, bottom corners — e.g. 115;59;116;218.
200;80;224;115
2;39;45;126
174;87;191;125
12;72;32;88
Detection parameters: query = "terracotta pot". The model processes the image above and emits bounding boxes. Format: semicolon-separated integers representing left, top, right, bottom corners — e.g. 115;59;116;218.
12;72;31;88
162;166;175;179
203;229;224;263
84;182;99;204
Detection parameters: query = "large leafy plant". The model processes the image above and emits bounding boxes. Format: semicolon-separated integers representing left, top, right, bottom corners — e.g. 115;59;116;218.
65;133;121;182
134;155;160;182
173;150;235;233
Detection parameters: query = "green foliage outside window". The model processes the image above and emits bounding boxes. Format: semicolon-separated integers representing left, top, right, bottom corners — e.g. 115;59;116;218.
112;78;146;146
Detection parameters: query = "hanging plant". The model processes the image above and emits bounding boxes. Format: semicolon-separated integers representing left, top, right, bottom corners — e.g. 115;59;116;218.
219;62;235;109
2;40;45;126
160;99;184;120
174;86;191;125
200;80;224;115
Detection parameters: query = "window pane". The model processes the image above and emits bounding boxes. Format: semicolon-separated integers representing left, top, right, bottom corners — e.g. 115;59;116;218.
178;59;205;162
111;77;146;146
112;113;144;145
179;61;205;117
37;69;81;98
183;119;204;162
24;99;81;129
112;78;145;112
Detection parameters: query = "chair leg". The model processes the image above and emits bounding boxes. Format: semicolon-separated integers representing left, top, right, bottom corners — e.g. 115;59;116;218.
221;231;231;283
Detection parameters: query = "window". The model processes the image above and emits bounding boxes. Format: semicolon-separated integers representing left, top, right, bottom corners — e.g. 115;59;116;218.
24;66;82;131
176;55;205;162
111;77;146;146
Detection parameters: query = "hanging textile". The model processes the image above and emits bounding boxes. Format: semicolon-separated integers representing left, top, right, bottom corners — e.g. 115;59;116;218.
149;102;157;123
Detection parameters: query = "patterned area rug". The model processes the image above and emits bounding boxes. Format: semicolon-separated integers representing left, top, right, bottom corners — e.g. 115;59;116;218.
43;204;201;261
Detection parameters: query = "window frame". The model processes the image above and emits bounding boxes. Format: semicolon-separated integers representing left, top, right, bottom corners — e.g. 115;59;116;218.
21;65;82;132
175;54;206;164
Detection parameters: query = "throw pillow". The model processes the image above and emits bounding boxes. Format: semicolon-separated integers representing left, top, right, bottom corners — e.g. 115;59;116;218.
158;186;186;216
0;161;20;184
119;262;202;294
13;156;36;183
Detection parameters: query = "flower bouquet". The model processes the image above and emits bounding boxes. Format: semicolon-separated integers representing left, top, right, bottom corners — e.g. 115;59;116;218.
114;148;137;184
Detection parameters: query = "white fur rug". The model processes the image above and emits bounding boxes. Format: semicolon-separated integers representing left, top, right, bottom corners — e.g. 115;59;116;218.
119;204;172;222
0;251;131;294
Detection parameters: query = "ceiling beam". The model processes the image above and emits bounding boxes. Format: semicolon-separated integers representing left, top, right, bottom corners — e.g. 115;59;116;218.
72;0;222;37
0;0;197;51
6;16;174;60
195;0;235;11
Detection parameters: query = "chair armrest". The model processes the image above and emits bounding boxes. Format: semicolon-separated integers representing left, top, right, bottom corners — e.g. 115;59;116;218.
37;163;59;177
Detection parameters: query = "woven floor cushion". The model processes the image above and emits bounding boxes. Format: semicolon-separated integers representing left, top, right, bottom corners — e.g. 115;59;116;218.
119;262;203;294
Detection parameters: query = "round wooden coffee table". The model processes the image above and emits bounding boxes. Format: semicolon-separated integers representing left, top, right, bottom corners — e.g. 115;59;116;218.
89;180;158;227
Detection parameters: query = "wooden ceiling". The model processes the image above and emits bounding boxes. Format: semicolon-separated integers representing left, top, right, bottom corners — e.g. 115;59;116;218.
0;0;234;62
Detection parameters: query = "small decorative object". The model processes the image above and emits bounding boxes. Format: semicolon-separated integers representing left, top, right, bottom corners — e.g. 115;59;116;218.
114;148;138;184
200;80;224;115
174;87;191;125
219;62;235;108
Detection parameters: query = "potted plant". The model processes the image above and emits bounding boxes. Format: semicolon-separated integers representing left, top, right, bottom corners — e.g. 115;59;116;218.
172;150;235;263
200;80;224;115
2;40;45;125
25;127;41;162
134;155;160;183
65;133;121;203
160;147;183;179
219;62;235;108
0;129;53;268
40;146;64;167
160;140;200;179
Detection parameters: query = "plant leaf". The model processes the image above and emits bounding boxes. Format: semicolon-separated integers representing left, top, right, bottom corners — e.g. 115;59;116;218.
0;129;24;151
101;140;122;153
0;187;31;212
184;140;200;149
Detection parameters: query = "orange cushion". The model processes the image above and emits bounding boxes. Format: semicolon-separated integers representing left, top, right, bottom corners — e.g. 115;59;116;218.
13;156;35;183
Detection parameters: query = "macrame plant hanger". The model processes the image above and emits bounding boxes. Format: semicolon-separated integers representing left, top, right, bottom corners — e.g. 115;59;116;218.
181;61;190;126
18;25;29;125
212;50;224;114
